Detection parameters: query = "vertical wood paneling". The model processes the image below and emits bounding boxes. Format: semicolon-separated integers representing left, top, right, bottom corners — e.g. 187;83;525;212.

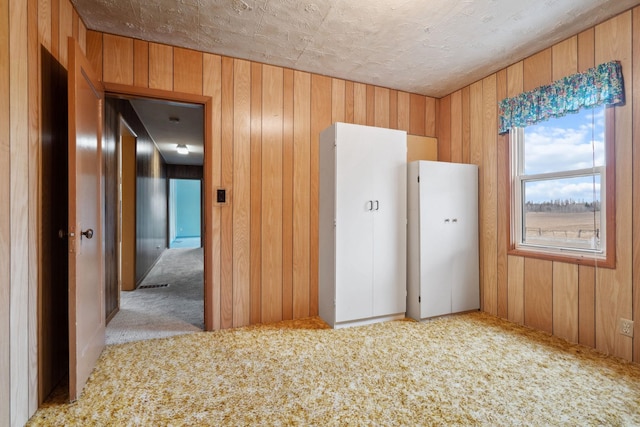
578;28;595;72
10;0;29;421
397;91;410;132
232;59;250;327
438;95;451;162
496;68;508;319
0;0;10;421
482;75;498;316
173;47;203;95
261;65;284;323
578;265;596;347
353;82;366;125
633;6;640;363
425;96;437;137
149;42;173;91
374;86;389;128
71;9;77;41
102;34;133;85
461;87;470;164
409;93;425;135
523;48;552;91
469;81;483;307
27;0;38;412
57;0;71;67
553;262;579;343
595;11;633;360
85;30;102;81
51;0;58;58
203;53;222;330
332;78;345;123
220;56;234;329
507;256;524;324
310;75;331;316
524;258;553;333
293;71;310;319
133;40;148;88
38;0;51;51
77;19;85;53
507;62;524;98
15;21;638;427
389;89;398;130
249;62;262;324
345;80;354;123
366;84;375;126
282;68;294;321
552;36;578;80
450;90;462;163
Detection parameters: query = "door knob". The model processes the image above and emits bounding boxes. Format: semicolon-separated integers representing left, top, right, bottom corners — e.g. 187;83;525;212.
81;228;94;239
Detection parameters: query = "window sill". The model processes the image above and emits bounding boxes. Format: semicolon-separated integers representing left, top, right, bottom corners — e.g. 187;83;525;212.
507;247;615;269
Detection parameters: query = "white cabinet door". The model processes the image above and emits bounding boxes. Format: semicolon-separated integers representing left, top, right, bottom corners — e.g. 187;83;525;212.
334;125;374;322
450;165;479;313
419;162;453;318
372;129;406;316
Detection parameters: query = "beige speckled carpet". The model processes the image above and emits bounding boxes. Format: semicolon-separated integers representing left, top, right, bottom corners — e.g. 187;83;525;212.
29;312;640;426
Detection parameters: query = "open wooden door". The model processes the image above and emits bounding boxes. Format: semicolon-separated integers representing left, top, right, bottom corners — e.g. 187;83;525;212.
67;37;105;401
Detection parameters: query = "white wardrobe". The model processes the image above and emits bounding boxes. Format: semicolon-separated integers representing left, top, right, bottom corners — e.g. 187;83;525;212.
406;160;479;321
318;122;407;328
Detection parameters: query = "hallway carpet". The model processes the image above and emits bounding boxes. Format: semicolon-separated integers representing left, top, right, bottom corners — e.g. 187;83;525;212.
106;247;204;345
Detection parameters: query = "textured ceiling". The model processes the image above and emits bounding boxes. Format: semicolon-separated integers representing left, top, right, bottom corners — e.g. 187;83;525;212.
74;0;639;98
83;0;640;165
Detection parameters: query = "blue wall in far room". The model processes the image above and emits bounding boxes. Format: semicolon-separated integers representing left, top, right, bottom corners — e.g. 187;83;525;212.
174;179;201;238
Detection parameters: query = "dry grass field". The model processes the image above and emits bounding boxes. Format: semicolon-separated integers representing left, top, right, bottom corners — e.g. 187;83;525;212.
524;211;600;249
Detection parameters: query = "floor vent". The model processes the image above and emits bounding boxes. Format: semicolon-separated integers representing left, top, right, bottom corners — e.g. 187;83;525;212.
138;283;170;289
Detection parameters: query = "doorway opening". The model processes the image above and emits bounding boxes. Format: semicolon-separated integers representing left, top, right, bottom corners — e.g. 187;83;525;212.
105;95;205;345
38;47;214;404
169;179;202;249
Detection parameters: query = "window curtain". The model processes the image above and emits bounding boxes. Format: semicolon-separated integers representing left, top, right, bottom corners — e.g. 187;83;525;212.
498;60;624;134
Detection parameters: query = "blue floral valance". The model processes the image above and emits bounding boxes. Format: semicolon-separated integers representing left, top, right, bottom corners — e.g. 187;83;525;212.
498;61;624;134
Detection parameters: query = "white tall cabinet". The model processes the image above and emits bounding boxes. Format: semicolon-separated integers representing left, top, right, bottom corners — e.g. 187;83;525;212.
407;160;479;321
319;123;407;328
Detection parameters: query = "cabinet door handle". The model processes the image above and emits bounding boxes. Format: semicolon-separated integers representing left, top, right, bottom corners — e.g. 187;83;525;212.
452;218;458;223
367;201;373;211
444;218;450;223
375;200;379;211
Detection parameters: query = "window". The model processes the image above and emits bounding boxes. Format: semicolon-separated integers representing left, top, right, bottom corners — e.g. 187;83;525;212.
509;106;615;266
499;61;623;268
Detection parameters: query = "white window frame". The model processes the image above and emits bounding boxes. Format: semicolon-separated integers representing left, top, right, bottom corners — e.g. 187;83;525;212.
508;107;615;268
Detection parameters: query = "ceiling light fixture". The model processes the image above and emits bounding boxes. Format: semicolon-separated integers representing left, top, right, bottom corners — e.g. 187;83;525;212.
176;144;189;155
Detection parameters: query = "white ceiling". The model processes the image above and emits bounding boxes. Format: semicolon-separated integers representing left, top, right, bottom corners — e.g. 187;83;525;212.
83;0;640;165
129;98;204;166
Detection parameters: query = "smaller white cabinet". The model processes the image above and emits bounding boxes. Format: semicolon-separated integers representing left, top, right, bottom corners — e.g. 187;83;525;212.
318;122;407;328
407;160;479;321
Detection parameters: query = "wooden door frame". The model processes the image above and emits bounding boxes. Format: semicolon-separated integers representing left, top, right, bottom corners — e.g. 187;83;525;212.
103;83;215;330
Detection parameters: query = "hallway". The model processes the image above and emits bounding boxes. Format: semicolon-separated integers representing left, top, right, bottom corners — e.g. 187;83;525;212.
106;247;204;345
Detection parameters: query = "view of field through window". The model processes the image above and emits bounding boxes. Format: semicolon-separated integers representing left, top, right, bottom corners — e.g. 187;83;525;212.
520;107;604;252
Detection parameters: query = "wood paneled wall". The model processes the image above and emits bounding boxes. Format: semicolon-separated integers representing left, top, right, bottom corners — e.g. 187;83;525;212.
3;0;87;423
6;2;636;423
1;1;12;424
86;31;438;331
439;8;639;362
104;98;168;293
